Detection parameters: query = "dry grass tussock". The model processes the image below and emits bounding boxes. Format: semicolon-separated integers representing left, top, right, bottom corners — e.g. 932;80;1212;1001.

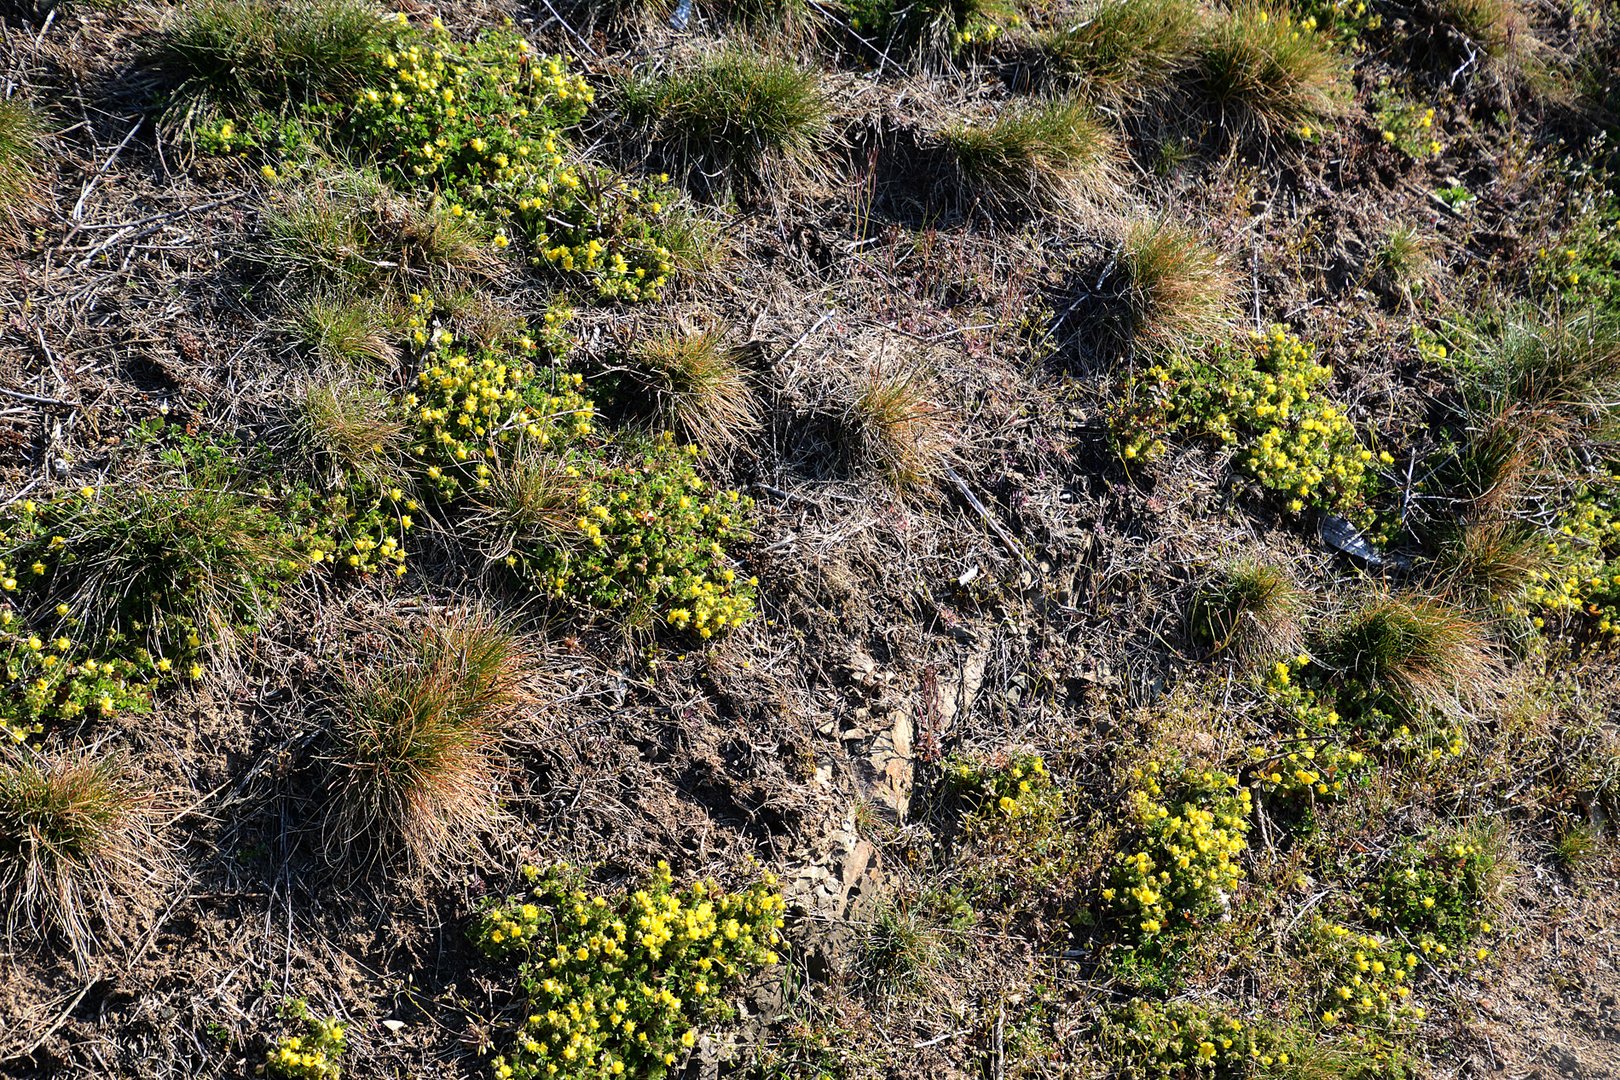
1195;3;1351;137
1188;559;1307;660
1114;216;1237;347
845;364;956;495
319;609;542;879
631;324;764;456
0;745;167;968
1039;0;1202;102
1318;593;1504;712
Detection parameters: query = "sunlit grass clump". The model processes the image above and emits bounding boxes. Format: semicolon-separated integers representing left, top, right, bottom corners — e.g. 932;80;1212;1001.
1;463;304;658
942;97;1121;216
292;373;408;488
631;326;764;456
321;611;537;876
1318;594;1500;711
1039;0;1201;100
260;170;493;287
149;0;390;114
1113;217;1235;347
291;288;399;367
846;367;955;494
1195;4;1351;137
1188;559;1305;659
0;746;164;964
475;861;785;1080
618;50;828;190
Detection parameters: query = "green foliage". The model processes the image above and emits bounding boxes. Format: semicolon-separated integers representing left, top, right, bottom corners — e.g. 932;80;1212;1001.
510;437;757;635
149;0;390;114
1371;81;1444;160
473;861;785;1080
1039;0;1200;100
1113;328;1382;523
844;0;1022;58
404;315;594;492
618;51;828;188
0;96;47;225
947;753;1073;903
0;745;162;962
1287;0;1383;43
1368;834;1498;947
264;999;347;1080
1195;4;1351;138
193;17;687;301
1306;918;1429;1031
942;96;1120;215
1103;762;1250;942
1536;189;1620;311
1248;659;1375;805
395;307;758;633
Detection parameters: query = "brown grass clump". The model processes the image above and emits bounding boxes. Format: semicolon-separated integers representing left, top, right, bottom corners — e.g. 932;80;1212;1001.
0;746;165;967
320;611;540;878
631;325;764;455
1317;593;1502;711
1188;559;1306;659
942;97;1122;217
1117;217;1237;346
846;367;955;494
1426;519;1552;606
291;289;399;367
1194;3;1351;137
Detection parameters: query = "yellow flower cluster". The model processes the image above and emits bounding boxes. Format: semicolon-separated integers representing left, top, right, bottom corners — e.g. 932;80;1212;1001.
1248;658;1372;802
1524;472;1620;642
1372;80;1443;160
263;1008;346;1080
1106;1001;1275;1078
352;22;590;188
1103;762;1251;940
507;435;757;633
1370;837;1496;946
1115;328;1385;524
0;609;155;741
404;321;593;491
951;752;1060;822
345;19;679;301
475;862;785;1080
1309;919;1425;1030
